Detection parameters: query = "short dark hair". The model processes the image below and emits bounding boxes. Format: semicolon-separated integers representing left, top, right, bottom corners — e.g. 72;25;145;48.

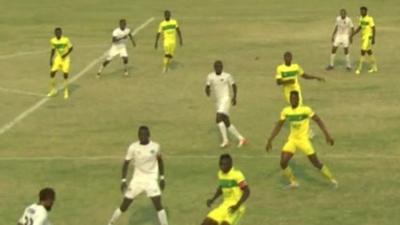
139;125;149;131
39;187;55;201
54;27;62;32
360;6;368;11
219;153;232;162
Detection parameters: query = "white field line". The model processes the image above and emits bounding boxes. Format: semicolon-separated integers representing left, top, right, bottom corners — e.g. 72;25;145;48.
0;17;155;136
0;86;45;97
0;153;397;161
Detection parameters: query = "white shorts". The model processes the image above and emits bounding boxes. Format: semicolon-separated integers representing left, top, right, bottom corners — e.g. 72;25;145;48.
216;98;230;115
106;45;128;61
124;178;161;199
333;35;350;48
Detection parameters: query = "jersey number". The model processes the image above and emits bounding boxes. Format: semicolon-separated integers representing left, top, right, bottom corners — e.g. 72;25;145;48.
24;216;34;225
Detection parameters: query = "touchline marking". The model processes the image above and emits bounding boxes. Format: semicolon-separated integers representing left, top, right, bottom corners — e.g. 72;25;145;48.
0;153;397;161
0;86;45;97
0;17;154;136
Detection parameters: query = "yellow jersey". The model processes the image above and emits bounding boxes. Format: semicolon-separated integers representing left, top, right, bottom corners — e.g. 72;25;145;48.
359;15;375;38
158;19;179;43
280;105;314;140
275;63;304;93
218;167;247;203
50;36;72;58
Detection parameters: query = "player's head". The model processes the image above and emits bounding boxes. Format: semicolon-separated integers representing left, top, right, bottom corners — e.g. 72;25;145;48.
360;6;368;16
340;9;347;18
39;187;56;211
283;51;292;65
119;19;127;30
164;10;171;20
54;27;62;38
219;153;233;173
213;60;223;75
138;126;150;144
289;91;300;108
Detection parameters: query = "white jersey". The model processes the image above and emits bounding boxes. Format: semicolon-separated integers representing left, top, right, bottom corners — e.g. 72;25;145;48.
335;16;354;36
206;72;235;102
18;203;50;225
112;27;131;47
125;141;160;181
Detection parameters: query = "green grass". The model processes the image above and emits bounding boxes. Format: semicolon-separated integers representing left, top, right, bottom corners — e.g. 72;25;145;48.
1;0;400;224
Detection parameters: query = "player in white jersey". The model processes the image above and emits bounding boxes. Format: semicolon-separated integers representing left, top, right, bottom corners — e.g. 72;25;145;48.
97;19;136;78
205;60;247;148
17;188;56;225
107;126;169;225
326;9;354;71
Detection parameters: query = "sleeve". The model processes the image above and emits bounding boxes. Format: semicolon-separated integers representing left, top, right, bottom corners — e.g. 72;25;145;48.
358;17;362;26
67;38;72;48
156;143;161;156
125;146;134;161
335;17;339;26
50;39;55;49
32;213;46;225
306;106;315;118
175;20;179;28
158;23;163;33
235;171;247;189
206;74;212;86
298;64;305;76
18;210;26;224
370;17;375;27
275;66;282;79
279;108;287;121
112;29;119;38
228;74;235;85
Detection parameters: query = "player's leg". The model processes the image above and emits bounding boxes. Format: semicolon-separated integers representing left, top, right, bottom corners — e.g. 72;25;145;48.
221;206;245;225
216;113;229;148
162;42;173;73
108;197;134;225
150;196;169;225
280;143;298;187
98;47;116;77
201;218;219;225
344;47;352;70
224;114;246;147
202;204;225;225
122;57;129;76
307;154;337;187
367;49;378;73
47;70;58;97
62;58;70;99
326;46;338;70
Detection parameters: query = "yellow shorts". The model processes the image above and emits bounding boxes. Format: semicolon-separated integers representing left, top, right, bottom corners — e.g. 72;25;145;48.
207;202;245;225
361;36;372;51
51;56;70;73
284;88;303;105
282;138;315;155
163;41;176;56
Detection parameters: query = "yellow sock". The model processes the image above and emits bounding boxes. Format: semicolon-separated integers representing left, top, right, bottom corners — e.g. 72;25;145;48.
369;55;377;69
63;79;68;92
163;57;169;68
50;77;56;90
320;165;334;181
357;56;365;71
282;167;296;184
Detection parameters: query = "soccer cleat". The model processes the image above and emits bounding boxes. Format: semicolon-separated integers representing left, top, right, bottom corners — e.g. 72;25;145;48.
355;69;361;75
220;141;229;148
346;66;352;71
325;65;334;71
331;179;338;189
237;138;247;148
64;89;69;99
368;67;378;73
285;181;299;189
47;89;58;97
124;71;129;77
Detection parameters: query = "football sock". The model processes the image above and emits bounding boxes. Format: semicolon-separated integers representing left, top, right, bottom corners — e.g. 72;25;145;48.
163;57;169;69
357;56;365;71
108;208;122;225
369;55;377;69
63;79;68;92
98;64;104;74
345;54;351;68
320;165;334;181
330;53;336;66
282;167;296;184
123;63;128;73
217;122;228;144
157;209;169;225
50;77;56;90
228;124;244;140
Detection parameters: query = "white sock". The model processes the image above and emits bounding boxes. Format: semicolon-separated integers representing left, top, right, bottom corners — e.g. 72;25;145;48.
217;122;228;143
228;124;244;141
157;209;169;225
345;54;351;68
123;63;128;73
108;208;122;225
98;64;104;73
330;53;336;66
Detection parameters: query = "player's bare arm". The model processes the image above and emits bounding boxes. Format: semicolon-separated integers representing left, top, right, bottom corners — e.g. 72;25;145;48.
350;27;355;43
154;32;161;49
50;49;55;66
231;84;237;106
276;78;295;86
352;26;361;37
206;186;222;207
229;184;250;213
128;33;136;47
121;160;130;193
302;73;325;82
177;27;183;46
312;114;334;146
62;46;73;59
331;25;338;42
157;154;165;190
205;85;211;97
266;120;285;152
372;26;376;44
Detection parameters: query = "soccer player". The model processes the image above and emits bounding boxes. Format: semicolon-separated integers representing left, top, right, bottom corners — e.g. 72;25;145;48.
352;6;377;74
201;154;250;225
48;27;73;99
265;91;338;188
107;126;168;225
326;9;354;71
17;187;56;225
97;19;136;78
276;51;324;105
205;60;247;148
154;10;183;73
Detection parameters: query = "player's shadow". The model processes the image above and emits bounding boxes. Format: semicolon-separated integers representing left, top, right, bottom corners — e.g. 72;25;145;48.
128;205;170;225
99;66;135;79
169;60;183;71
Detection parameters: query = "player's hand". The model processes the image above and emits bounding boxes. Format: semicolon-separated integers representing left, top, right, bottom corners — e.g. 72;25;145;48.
159;179;165;191
326;136;334;146
229;204;240;213
231;98;237;106
266;140;272;152
120;181;127;193
206;199;214;207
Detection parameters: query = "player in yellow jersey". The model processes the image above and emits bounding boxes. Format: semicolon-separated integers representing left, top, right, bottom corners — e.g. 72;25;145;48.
352;6;377;74
201;154;250;225
276;52;324;105
155;10;183;73
48;27;73;99
266;91;337;188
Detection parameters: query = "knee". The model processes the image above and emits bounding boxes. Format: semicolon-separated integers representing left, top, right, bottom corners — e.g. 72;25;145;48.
280;160;288;169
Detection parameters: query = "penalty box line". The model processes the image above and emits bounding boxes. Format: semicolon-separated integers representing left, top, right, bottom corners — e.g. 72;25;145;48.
0;17;155;136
